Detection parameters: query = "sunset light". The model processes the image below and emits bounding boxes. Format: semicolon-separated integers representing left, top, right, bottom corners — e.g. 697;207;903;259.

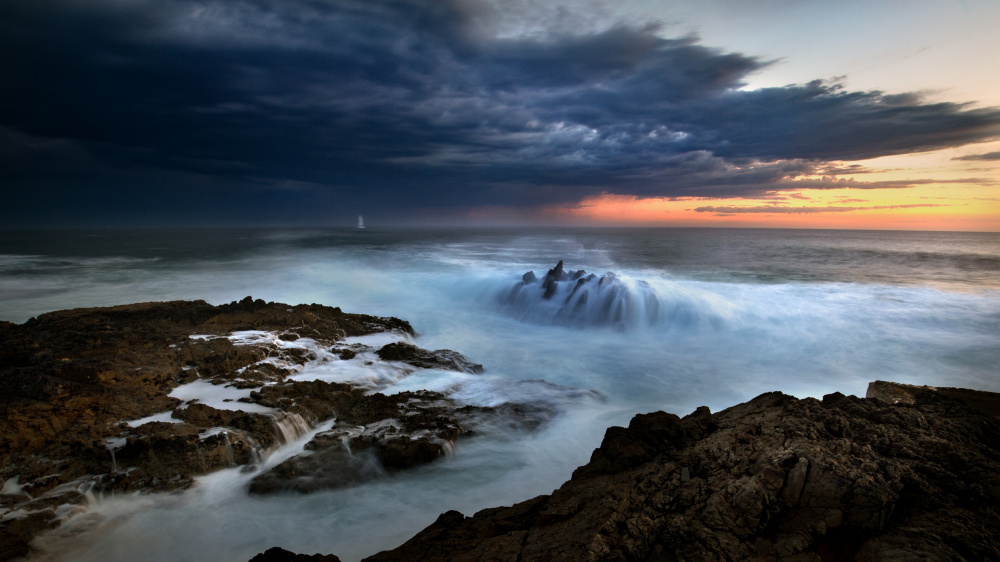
2;0;998;229
2;2;1000;560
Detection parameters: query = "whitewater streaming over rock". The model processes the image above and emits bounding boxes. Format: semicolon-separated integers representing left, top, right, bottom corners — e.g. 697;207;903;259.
2;227;999;561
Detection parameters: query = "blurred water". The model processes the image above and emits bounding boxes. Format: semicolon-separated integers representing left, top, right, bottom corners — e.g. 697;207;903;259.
2;227;998;561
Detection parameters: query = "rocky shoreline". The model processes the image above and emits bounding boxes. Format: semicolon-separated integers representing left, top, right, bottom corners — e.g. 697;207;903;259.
259;382;1000;562
0;298;538;560
4;299;1000;561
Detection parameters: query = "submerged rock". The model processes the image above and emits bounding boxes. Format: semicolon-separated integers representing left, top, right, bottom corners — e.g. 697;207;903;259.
277;384;1000;562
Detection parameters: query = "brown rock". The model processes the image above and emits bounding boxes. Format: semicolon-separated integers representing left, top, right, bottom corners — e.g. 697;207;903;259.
0;298;412;470
359;389;1000;562
376;342;483;374
246;382;467;494
0;298;415;560
867;379;1000;416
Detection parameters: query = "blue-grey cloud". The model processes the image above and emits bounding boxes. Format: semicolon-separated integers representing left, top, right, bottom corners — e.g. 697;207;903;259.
2;0;999;225
954;151;1000;161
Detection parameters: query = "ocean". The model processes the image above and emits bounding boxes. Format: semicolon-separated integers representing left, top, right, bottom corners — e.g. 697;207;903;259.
2;227;999;561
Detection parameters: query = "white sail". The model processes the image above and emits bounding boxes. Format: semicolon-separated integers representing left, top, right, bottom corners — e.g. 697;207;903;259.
357;215;365;229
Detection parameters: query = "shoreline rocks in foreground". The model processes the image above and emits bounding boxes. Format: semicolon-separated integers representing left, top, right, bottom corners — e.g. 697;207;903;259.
0;298;523;561
5;298;999;561
261;381;1000;561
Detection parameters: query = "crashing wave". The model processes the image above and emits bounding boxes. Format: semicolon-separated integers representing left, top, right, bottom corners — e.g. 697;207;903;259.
495;261;661;329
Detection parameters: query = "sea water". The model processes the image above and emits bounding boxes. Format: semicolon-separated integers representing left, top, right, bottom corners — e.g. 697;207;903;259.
1;227;998;561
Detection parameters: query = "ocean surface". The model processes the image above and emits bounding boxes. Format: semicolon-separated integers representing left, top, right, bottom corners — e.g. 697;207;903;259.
2;227;999;561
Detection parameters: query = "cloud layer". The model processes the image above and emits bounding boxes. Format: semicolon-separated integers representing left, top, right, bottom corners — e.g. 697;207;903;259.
694;204;944;214
955;151;1000;161
2;0;999;225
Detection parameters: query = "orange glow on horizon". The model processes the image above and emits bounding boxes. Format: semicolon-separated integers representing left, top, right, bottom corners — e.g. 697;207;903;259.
538;188;1000;232
463;146;1000;231
530;146;1000;231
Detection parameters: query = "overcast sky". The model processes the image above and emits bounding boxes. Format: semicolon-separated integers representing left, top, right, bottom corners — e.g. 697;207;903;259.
2;0;999;228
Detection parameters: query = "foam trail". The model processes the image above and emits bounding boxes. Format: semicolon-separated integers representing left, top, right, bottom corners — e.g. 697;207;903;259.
270;412;313;445
489;261;733;331
3;228;998;562
499;272;657;329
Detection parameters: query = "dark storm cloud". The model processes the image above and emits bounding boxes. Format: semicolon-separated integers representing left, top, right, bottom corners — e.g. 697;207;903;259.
954;151;1000;161
2;0;1000;225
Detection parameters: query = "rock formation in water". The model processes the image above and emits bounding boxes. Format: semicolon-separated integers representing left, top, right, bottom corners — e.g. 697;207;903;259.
376;342;484;373
9;297;1000;561
501;261;660;328
244;380;547;495
0;298;514;561
262;381;1000;561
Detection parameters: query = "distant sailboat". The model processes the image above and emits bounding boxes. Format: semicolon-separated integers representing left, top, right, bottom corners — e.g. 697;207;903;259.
357;215;365;229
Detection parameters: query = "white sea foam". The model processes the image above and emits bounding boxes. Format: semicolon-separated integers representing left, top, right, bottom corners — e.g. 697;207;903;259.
286;357;411;391
341;332;412;348
270;412;313;445
124;411;180;427
1;476;24;496
103;437;127;450
4;229;999;562
197;427;229;440
168;380;276;414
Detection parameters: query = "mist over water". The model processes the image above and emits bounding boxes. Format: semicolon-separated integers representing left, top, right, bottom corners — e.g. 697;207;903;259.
2;227;999;561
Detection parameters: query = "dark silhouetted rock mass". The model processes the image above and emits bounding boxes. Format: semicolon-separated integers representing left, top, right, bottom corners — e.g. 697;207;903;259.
278;384;1000;561
249;546;341;562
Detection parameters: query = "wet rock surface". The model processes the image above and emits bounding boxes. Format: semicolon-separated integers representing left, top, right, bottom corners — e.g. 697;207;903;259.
533;259;588;300
375;342;483;373
247;383;463;494
245;381;553;494
1;298;502;561
867;379;1000;416
340;384;1000;561
502;260;660;328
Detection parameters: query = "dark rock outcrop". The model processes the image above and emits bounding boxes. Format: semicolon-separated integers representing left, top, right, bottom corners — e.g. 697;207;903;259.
0;298;429;560
249;546;342;562
0;298;412;475
500;262;660;329
99;420;263;493
246;382;468;494
244;381;555;494
867;379;1000;416
352;386;1000;561
2;298;553;561
537;260;586;300
376;342;484;373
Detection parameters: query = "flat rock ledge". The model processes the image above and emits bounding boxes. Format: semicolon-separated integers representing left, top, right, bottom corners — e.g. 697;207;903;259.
0;298;507;561
259;381;1000;561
